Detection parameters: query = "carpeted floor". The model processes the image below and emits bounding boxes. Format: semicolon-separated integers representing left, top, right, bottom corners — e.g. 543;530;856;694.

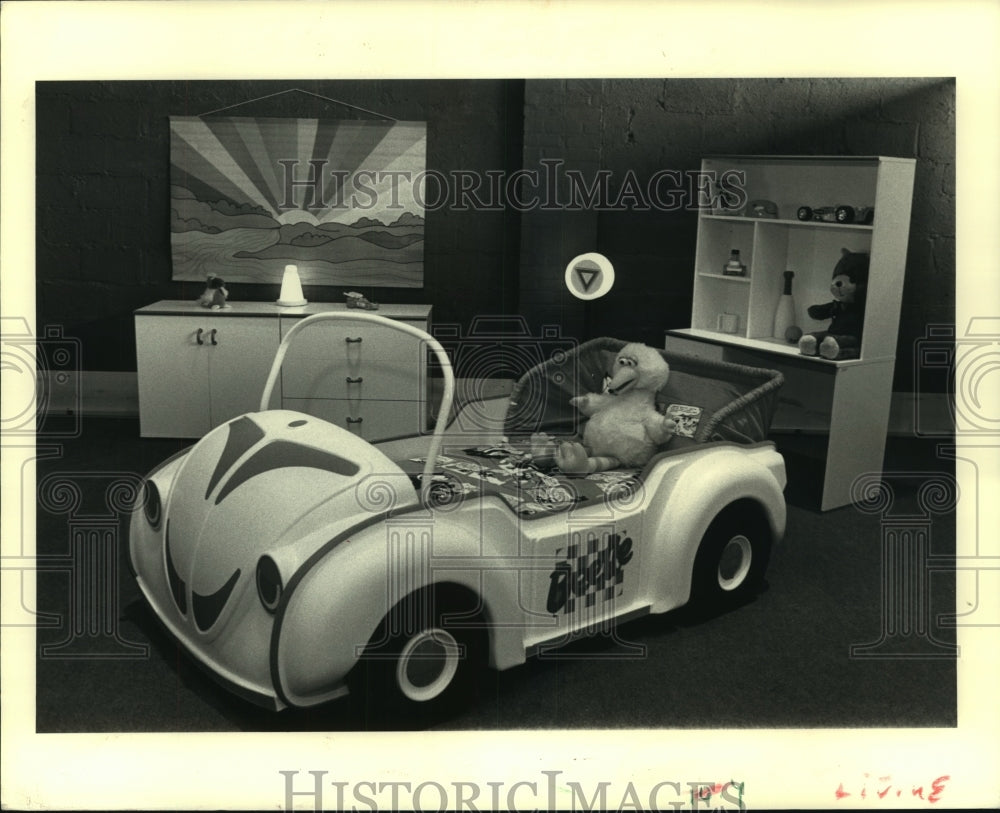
32;417;956;732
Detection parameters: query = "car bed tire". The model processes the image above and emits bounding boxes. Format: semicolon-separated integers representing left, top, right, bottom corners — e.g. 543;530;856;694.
349;587;487;725
689;503;771;615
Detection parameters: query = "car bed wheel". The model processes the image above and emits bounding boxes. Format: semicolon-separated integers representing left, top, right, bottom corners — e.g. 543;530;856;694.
350;589;486;724
690;505;771;613
394;626;462;703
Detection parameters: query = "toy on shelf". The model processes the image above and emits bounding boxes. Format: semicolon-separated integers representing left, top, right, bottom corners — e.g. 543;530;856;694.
532;343;677;474
345;291;379;310
798;249;869;360
723;249;747;277
796;204;874;225
197;275;229;309
746;199;778;218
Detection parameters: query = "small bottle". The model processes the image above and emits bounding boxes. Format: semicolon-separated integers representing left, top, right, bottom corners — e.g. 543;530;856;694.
723;249;746;276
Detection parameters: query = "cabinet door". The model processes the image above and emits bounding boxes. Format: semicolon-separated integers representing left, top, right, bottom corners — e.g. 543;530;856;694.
205;317;280;427
135;316;211;437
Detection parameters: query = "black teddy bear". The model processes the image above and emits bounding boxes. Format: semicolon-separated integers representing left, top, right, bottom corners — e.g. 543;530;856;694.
798;249;869;361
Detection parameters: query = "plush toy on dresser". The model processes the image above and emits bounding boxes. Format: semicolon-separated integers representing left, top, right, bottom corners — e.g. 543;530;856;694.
198;275;229;310
798;249;869;360
533;343;677;474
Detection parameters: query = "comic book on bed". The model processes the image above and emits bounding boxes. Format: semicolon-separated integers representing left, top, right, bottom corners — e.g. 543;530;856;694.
401;338;783;518
401;441;643;518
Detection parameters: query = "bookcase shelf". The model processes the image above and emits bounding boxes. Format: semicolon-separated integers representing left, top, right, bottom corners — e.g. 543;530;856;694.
669;155;915;510
670;327;881;367
697;273;751;283
702;213;875;231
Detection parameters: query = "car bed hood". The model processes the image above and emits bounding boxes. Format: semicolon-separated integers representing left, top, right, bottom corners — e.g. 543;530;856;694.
161;410;416;636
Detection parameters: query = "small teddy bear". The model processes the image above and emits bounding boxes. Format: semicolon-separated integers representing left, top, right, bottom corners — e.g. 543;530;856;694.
198;275;229;310
798;249;869;360
533;343;677;475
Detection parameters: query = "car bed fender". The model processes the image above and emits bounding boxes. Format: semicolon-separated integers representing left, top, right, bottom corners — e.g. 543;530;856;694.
643;444;786;614
273;499;529;706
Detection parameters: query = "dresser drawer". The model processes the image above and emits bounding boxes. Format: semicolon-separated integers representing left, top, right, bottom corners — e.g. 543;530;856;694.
279;320;428;401
281;398;425;442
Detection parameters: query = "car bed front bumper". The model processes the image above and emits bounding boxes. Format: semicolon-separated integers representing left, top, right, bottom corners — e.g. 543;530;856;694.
133;571;285;710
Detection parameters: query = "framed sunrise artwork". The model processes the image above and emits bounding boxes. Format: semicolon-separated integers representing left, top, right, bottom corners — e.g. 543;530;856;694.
169;116;427;287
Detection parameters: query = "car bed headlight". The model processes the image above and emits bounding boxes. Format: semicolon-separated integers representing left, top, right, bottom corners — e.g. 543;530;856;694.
143;481;162;529
256;555;283;613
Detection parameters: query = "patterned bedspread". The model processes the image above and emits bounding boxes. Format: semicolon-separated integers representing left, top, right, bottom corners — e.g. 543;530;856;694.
400;442;643;518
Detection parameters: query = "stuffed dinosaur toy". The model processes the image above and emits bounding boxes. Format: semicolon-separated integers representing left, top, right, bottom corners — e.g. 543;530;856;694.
798;249;869;360
533;343;677;474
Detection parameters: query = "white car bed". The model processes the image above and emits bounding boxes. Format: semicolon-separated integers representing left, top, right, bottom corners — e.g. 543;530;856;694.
129;313;786;720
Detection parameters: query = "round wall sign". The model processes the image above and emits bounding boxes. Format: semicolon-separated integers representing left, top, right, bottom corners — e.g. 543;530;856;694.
565;253;615;300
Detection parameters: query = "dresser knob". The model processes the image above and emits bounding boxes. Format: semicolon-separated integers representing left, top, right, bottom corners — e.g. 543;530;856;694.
345;336;363;344
346;416;364;424
209;328;218;346
195;328;204;345
346;376;363;384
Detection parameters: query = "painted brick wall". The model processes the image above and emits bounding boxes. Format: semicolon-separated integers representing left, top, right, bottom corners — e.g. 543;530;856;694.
35;79;523;371
36;77;953;393
518;78;955;391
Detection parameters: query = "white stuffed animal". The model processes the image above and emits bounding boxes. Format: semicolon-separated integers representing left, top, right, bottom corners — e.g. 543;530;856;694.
534;343;677;474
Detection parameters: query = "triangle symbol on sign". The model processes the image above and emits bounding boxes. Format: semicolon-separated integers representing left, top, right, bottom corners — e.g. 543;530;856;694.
575;266;600;292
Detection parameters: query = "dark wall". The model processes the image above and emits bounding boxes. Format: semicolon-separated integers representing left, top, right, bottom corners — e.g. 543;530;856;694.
37;78;953;392
35;80;524;371
518;78;955;392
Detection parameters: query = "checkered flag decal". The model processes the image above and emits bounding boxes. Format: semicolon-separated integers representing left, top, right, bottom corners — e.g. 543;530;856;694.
546;531;634;616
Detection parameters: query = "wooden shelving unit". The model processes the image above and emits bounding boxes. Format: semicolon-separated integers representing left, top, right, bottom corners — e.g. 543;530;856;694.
668;155;916;510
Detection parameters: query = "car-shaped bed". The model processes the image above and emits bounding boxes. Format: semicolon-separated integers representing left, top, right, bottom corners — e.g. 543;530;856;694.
129;314;787;719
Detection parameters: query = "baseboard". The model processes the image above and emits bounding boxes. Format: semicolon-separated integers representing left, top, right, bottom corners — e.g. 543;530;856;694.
45;372;951;437
42;373;518;421
43;371;139;418
431;376;516;406
887;391;952;437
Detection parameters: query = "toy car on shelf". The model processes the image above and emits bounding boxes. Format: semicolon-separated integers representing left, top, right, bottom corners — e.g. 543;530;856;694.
129;313;787;719
796;204;874;224
746;199;778;218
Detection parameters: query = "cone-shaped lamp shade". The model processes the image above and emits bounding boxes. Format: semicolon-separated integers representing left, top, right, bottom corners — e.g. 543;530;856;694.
276;264;307;306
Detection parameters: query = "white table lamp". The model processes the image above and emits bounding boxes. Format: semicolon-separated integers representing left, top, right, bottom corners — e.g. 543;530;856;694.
276;264;307;306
